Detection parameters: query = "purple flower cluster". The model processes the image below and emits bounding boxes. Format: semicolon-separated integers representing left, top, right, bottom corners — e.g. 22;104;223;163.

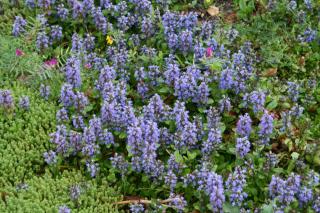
167;154;185;174
130;0;152;15
50;25;63;41
236;137;251;158
287;0;297;11
69;0;83;19
57;4;69;20
141;16;155;38
91;7;108;35
269;173;301;208
12;16;27;36
36;31;50;50
165;170;178;191
258;111;274;144
197;167;225;211
164;63;181;86
243;91;266;113
265;152;278;169
280;111;292;134
314;196;320;212
71;33;83;53
86;160;99;177
306;170;320;187
37;0;54;9
40;84;50;100
43;150;57;164
142;94;168;122
172;65;210;104
202;128;222;155
219;96;232;113
82;0;94;16
174;119;198;149
298;186;313;206
220;68;233;90
168;193;187;211
60;83;75;107
58;205;71;213
162;12;198;53
65;56;81;88
36;14;47;29
127;119;163;176
226;166;248;206
25;0;36;8
83;34;95;51
110;153;128;174
298;28;317;43
129;203;144;213
227;45;255;93
19;96;30;110
70;185;81;200
289;104;304;118
207;107;221;129
304;0;312;10
287;82;300;102
49;125;68;154
0;90;14;109
56;108;69;123
237;113;252;137
96;66;117;90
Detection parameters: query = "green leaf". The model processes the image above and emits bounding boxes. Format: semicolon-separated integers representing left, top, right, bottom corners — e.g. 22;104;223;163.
223;202;240;213
187;151;197;160
107;172;116;183
174;151;184;163
119;132;127;139
158;86;170;94
272;168;284;174
207;98;214;105
209;61;223;71
142;175;149;182
261;203;273;213
220;123;226;133
83;104;94;114
287;160;296;172
266;100;278;110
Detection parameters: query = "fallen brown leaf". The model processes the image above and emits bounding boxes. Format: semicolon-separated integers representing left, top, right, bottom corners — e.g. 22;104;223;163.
224;12;237;24
207;6;219;16
298;56;305;66
262;68;278;77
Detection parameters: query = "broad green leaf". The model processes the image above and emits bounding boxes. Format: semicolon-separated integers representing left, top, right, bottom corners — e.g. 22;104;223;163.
266;100;278;110
223;202;240;213
174;151;184;163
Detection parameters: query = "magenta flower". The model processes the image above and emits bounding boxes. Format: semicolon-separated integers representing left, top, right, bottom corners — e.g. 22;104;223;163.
84;63;92;69
16;48;25;56
206;47;213;58
44;58;58;68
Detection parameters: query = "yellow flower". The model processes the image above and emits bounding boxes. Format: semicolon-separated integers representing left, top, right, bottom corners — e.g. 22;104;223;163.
106;35;113;45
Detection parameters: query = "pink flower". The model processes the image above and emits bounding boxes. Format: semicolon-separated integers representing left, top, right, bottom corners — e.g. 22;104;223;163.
205;47;213;58
44;58;58;68
16;49;25;56
84;63;92;69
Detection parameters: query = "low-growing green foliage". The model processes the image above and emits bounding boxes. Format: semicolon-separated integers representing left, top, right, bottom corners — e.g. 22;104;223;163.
233;0;320;79
0;83;57;186
0;170;121;213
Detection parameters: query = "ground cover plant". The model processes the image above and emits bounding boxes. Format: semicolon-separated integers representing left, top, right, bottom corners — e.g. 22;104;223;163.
0;0;320;212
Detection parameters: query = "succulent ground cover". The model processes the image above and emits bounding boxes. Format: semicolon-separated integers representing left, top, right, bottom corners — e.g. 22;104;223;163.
0;0;320;212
